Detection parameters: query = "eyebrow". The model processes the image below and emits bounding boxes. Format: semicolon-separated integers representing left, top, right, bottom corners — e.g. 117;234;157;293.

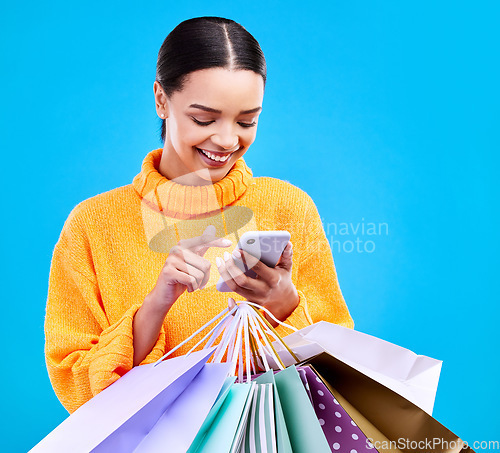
189;103;262;114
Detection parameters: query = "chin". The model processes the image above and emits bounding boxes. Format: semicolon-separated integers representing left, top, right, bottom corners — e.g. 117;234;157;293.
206;166;232;182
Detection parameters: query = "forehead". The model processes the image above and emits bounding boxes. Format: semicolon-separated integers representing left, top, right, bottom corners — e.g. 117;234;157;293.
173;68;264;112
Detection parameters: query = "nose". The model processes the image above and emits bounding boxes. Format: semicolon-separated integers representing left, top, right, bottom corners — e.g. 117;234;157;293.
211;126;239;151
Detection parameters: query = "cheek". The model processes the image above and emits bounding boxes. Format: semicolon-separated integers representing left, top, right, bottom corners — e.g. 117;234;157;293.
180;126;207;148
242;129;258;147
171;121;202;149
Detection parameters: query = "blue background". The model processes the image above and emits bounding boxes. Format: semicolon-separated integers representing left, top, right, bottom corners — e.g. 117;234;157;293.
2;1;498;451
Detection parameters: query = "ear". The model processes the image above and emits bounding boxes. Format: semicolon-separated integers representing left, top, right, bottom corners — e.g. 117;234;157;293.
153;81;169;119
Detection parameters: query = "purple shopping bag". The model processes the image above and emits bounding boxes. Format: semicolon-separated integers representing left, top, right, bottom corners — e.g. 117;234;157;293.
301;365;377;452
132;363;233;453
30;348;229;453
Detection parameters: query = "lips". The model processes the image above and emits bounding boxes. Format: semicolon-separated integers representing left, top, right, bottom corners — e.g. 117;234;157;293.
200;148;233;155
195;147;232;167
196;147;242;166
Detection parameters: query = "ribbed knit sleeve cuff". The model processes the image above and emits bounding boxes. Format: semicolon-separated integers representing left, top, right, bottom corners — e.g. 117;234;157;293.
273;290;313;337
88;303;166;397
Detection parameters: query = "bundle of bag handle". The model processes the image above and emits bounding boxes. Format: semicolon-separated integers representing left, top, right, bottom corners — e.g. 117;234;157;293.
155;299;300;383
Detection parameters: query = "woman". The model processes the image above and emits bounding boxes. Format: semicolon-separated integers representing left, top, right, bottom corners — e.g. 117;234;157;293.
45;16;353;414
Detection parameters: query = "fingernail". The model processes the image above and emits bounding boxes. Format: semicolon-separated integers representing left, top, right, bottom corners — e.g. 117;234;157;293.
222;239;232;246
216;257;222;267
224;251;231;261
233;249;241;259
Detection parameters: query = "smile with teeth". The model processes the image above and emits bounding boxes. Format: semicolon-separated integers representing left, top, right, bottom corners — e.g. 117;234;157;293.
197;148;233;162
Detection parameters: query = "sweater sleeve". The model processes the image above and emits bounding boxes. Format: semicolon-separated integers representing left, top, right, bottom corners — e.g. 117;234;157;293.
273;194;354;336
44;207;166;414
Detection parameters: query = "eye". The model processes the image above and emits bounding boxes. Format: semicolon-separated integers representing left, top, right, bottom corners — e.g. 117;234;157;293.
191;117;214;126
238;121;257;128
191;117;257;128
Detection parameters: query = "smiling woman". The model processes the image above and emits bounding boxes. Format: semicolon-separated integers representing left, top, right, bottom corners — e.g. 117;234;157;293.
155;68;264;185
44;16;354;414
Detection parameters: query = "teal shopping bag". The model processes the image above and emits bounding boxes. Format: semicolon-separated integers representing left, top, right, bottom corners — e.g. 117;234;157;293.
187;382;255;453
274;366;331;453
254;371;292;453
242;383;277;453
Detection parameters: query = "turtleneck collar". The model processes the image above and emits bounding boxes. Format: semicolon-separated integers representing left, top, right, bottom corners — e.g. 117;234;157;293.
132;148;253;218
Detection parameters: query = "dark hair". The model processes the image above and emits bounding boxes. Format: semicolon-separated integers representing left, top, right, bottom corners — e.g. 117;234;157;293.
156;16;267;142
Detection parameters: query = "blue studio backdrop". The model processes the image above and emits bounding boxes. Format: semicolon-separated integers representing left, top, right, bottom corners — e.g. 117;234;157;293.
1;1;498;451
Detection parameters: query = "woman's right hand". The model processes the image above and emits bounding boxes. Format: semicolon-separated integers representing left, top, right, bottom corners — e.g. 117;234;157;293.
146;225;232;313
133;225;231;366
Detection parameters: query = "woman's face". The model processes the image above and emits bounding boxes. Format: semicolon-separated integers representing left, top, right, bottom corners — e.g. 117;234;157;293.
154;68;265;185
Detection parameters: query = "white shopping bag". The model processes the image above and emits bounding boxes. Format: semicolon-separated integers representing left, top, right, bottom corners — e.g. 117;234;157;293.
273;321;442;415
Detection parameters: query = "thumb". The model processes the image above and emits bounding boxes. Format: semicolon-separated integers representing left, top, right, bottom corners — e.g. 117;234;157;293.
276;241;293;271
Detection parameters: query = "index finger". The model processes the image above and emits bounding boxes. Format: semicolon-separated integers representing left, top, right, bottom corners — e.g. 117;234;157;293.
178;225;231;255
195;237;233;257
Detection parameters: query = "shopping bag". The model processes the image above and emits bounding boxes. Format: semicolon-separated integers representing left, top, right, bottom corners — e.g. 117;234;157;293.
276;321;443;414
187;382;256;453
186;376;236;452
133;362;233;453
254;371;293;453
192;367;329;453
299;365;377;452
303;352;473;453
30;348;230;452
241;383;277;453
164;300;330;453
273;366;331;453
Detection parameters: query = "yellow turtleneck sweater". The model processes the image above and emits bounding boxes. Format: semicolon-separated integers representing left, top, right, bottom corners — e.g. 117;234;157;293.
45;148;353;413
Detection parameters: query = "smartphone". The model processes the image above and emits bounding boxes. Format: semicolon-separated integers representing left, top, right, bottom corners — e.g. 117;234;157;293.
216;230;291;292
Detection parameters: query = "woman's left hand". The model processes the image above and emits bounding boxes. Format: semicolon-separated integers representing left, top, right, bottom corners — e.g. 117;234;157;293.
216;241;299;323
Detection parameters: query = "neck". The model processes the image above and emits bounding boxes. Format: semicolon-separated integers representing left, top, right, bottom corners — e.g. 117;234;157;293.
158;158;214;186
132;148;254;217
159;146;232;186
